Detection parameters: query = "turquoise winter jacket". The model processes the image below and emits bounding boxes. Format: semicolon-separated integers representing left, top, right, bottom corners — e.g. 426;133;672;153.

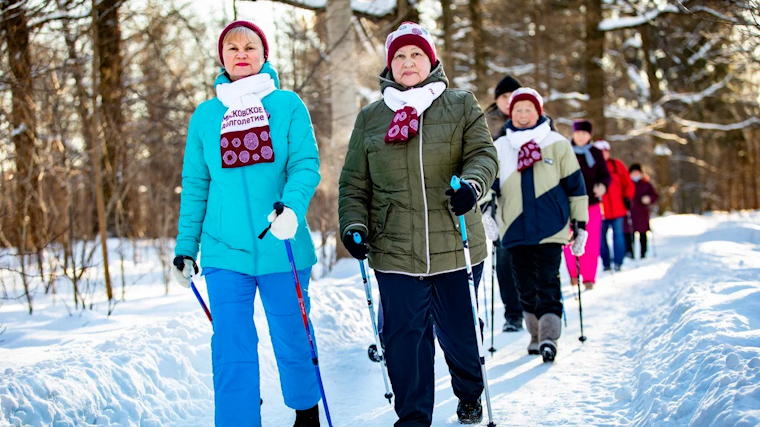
175;63;320;276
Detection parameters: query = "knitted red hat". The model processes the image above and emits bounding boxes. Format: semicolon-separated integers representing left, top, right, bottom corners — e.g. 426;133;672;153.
508;87;544;117
218;21;269;66
385;22;437;70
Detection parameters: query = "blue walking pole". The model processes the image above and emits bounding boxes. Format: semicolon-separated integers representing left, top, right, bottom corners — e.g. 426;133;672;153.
262;202;333;427
173;256;212;323
451;176;496;427
353;232;394;404
191;281;213;323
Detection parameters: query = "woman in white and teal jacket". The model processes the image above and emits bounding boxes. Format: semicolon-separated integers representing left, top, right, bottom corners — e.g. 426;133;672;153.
172;21;322;427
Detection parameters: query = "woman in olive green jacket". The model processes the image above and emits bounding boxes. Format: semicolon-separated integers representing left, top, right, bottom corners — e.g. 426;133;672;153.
338;22;497;427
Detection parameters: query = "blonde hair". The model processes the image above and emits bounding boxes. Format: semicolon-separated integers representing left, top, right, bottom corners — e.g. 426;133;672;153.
222;26;261;48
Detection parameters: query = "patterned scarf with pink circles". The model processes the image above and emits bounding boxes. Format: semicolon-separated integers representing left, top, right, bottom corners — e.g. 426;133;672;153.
383;81;446;144
517;141;543;171
216;73;277;168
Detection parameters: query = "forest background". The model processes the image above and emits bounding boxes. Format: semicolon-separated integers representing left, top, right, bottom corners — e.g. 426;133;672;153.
1;0;759;314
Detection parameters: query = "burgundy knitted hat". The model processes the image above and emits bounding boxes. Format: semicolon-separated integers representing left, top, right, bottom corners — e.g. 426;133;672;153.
508;87;544;117
572;120;593;134
385;22;437;70
218;21;269;66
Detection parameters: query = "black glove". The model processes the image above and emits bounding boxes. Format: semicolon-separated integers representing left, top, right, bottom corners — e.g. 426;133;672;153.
445;180;477;216
571;221;587;236
342;230;369;260
623;197;631;210
173;255;198;274
479;197;497;216
490;179;501;198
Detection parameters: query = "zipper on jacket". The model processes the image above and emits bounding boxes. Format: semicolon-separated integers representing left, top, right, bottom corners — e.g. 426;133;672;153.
241;168;259;272
418;116;431;275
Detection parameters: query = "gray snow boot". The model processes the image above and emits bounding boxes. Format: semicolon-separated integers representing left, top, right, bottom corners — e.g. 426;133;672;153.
524;311;540;355
538;313;562;363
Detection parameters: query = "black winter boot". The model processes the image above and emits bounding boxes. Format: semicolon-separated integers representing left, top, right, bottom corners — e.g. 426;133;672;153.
456;398;483;424
294;404;320;427
503;316;524;332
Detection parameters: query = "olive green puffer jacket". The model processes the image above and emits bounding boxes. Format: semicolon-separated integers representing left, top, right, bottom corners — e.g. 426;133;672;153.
338;64;498;276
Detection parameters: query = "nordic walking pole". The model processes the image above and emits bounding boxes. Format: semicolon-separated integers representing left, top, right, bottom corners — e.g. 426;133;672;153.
626;211;638;265
190;281;213;323
451;176;496;427
173;257;212;323
488;245;497;354
483;268;489;329
482;264;489;330
262;202;334;427
574;247;587;343
352;232;393;404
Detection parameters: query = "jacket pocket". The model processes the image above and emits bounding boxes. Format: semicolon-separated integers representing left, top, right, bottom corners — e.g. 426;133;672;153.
370;203;390;238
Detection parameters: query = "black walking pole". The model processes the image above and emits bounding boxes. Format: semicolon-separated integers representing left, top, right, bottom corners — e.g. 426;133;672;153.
488;244;497;354
575;254;587;343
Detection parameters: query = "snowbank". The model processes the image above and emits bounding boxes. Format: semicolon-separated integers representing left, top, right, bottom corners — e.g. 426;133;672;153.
625;216;760;426
1;212;759;426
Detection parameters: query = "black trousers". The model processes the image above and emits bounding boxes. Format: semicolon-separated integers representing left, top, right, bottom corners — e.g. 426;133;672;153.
625;232;649;257
376;263;485;427
495;245;524;320
507;244;563;319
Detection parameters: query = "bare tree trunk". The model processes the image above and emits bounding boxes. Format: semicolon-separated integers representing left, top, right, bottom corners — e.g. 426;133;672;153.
440;0;454;76
746;127;759;209
532;0;542;88
96;0;129;235
543;0;553;95
468;0;487;103
64;140;79;309
91;0;114;307
583;0;605;136
56;0;114;308
639;24;663;104
640;23;674;212
326;0;356;260
2;0;39;314
395;0;419;25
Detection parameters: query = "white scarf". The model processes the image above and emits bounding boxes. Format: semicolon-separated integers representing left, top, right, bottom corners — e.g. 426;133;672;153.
496;119;564;185
215;74;277;168
383;81;446;114
216;73;276;109
505;120;552;150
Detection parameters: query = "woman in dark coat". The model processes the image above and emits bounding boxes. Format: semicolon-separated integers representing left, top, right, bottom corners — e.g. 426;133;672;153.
563;120;610;289
625;163;659;258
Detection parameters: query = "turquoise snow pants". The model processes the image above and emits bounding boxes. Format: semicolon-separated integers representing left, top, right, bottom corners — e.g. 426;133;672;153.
203;267;320;427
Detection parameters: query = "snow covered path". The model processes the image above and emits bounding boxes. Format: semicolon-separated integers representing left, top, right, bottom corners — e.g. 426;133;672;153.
2;212;759;426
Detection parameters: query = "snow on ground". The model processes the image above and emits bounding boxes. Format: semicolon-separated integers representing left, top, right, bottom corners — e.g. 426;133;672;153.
1;212;760;426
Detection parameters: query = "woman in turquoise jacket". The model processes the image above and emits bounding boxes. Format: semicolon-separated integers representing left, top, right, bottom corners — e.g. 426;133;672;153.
172;21;322;427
